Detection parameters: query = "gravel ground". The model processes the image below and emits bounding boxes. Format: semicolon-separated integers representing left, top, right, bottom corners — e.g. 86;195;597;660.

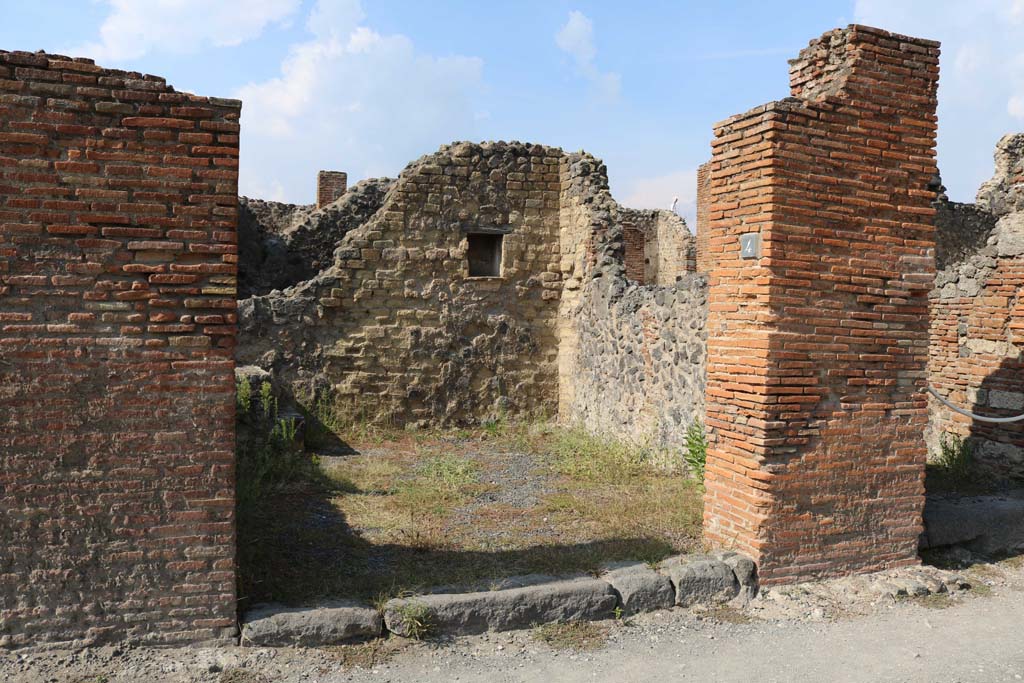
5;557;1022;683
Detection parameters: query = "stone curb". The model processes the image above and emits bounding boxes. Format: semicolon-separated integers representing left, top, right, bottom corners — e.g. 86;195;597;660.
240;553;759;645
240;601;382;647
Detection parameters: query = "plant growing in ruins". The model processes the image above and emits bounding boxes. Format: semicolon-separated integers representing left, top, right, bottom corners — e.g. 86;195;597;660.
392;600;433;640
259;381;277;417
684;422;707;483
272;416;299;444
236;376;252;413
934;432;974;484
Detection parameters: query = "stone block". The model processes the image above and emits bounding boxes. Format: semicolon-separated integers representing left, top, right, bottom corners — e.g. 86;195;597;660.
600;561;675;615
383;576;618;637
661;555;740;607
241;602;383;646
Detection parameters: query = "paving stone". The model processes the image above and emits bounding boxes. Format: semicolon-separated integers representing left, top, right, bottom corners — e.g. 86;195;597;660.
383;576;618;637
921;490;1024;555
661;555;740;607
600;561;675;615
241;602;382;646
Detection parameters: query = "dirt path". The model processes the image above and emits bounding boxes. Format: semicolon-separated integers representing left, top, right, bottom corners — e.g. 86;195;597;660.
4;560;1022;682
361;586;1024;683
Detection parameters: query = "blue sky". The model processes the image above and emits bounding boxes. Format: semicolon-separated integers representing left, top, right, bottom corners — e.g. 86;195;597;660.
3;1;1023;225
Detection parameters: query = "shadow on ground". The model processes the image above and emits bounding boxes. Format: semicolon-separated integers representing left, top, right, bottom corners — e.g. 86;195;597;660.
236;465;680;610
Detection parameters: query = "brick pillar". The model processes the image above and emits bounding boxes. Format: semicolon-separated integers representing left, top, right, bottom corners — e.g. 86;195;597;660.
695;162;711;273
702;25;940;584
317;170;347;208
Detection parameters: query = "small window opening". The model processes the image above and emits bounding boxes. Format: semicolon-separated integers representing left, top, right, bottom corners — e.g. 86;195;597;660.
467;233;502;277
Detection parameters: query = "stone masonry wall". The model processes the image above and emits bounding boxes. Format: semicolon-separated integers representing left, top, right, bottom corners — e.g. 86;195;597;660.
238;177;393;298
929;134;1024;480
702;26;940;584
556;153;708;452
620;208;696;285
0;51;239;647
237;141;563;427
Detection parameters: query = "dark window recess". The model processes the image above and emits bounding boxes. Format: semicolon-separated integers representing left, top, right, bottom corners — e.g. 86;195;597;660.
467;233;503;277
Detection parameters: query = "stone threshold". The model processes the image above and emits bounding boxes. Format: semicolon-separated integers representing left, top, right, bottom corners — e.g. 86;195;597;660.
240;551;757;647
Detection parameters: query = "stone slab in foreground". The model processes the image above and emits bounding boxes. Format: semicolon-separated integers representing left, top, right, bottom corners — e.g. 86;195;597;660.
921;491;1024;556
384;576;618;637
600;562;675;615
661;555;740;607
241;602;382;646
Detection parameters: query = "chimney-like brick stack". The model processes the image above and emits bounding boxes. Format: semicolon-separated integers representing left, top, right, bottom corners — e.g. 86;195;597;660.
0;50;240;647
317;170;347;208
702;26;940;584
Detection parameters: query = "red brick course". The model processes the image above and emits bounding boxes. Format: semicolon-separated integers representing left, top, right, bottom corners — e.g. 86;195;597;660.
0;51;240;647
702;26;940;584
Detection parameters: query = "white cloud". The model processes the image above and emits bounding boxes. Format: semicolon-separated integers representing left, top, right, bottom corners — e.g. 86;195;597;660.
619;169;699;231
556;11;597;64
555;11;621;100
1009;94;1024;119
853;0;1024;202
235;0;484;202
76;0;299;63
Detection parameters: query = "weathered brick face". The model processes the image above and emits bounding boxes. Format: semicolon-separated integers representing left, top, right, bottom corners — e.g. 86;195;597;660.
702;26;940;584
695;162;711;273
316;170;347;208
0;51;240;647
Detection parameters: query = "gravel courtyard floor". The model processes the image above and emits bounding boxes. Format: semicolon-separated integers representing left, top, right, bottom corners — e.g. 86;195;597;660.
4;555;1023;683
237;423;705;607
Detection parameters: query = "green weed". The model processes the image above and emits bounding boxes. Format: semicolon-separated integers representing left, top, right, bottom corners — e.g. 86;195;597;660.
236;376;252;413
684;422;707;482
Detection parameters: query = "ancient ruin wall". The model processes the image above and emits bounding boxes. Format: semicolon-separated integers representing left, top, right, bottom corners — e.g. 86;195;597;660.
0;51;239;647
695;162;711;273
556;154;707;450
237;177;393;298
702;26;940;583
620;208;695;285
237;142;563;426
929;135;1024;480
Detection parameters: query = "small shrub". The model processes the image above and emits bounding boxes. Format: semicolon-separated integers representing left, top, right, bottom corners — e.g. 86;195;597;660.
237;418;313;508
934;432;973;483
259;381;276;417
684;422;707;482
236;376;252;413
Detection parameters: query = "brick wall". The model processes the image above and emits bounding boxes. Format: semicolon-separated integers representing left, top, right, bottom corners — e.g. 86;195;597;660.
623;225;646;282
695;162;711;273
316;170;347;208
702;26;940;584
929;136;1024;480
0;51;240;647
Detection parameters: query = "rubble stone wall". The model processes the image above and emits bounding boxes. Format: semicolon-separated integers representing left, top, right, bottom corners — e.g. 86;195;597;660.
928;134;1024;481
556;154;708;451
0;51;239;647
